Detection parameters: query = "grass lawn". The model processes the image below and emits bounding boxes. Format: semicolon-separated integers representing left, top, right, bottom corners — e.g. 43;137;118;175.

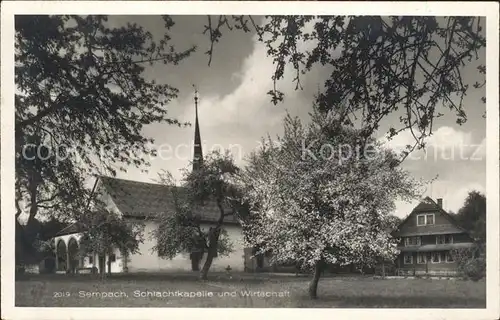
15;272;486;308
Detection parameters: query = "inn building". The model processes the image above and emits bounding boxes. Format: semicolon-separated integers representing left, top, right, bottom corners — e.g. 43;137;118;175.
392;197;475;276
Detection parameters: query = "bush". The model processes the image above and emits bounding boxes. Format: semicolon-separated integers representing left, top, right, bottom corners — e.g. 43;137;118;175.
460;256;486;281
452;245;486;281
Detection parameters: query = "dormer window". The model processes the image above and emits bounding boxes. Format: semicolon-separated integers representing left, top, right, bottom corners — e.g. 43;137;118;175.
416;213;435;226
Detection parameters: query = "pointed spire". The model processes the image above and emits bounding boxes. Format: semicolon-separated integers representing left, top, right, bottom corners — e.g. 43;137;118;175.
192;87;203;171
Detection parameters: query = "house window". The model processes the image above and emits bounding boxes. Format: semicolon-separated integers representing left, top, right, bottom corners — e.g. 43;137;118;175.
431;252;441;263
417;215;425;226
436;235;453;244
404;236;421;246
417;253;427;264
426;214;434;225
446;252;455;263
417;214;435;226
403;254;413;265
88;256;93;264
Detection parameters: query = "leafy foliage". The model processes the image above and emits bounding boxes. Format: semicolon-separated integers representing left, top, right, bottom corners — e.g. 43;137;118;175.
15;220;41;266
454;191;486;243
183;150;242;212
153;151;242;279
78;205;145;269
204;16;485;159
15;132;88;225
15;15;194;225
151;171;233;260
451;244;486;281
383;214;403;233
152;208;234;259
449;191;486;281
37;217;70;241
15;217;68;267
239;109;424;297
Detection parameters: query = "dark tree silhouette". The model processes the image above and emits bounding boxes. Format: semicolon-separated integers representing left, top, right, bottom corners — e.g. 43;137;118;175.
203;16;485;160
15;15;195;226
153;151;243;280
455;191;486;243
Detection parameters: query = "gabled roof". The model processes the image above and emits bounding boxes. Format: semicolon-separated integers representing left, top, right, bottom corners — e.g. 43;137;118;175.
393;197;468;237
410;197;440;213
55;176;240;237
99;176;239;224
55;223;85;236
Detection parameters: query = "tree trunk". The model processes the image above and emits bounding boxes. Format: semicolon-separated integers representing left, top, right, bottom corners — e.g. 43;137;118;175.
190;253;197;271
200;251;215;280
122;251;128;273
191;251;204;271
107;258;111;275
308;259;325;299
100;260;105;280
199;198;226;280
199;227;219;280
26;170;42;226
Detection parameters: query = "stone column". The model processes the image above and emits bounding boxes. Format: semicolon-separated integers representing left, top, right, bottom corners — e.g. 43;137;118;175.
54;241;59;271
66;242;70;274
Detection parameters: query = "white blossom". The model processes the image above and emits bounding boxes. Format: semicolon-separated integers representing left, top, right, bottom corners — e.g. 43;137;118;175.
238;111;423;269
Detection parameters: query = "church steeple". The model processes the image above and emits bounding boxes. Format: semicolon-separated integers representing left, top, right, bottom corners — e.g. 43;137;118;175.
192;88;203;171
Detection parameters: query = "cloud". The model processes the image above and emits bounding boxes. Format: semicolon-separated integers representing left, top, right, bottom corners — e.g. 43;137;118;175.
169;18;330;158
196;23;318;127
474;137;486;159
380;126;486;164
381;127;485;217
427;126;473;147
105;16;485;219
444;183;485;213
115;17;329;183
392;181;485;218
381;126;471;151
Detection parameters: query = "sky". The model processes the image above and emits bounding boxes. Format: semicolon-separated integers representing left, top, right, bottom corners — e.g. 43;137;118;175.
99;15;487;219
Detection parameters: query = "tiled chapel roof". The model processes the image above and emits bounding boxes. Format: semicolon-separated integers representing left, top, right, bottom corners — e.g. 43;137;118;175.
55;176;239;237
99;176;239;224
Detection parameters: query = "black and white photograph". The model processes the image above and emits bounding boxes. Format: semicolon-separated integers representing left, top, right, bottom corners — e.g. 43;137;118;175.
1;1;499;320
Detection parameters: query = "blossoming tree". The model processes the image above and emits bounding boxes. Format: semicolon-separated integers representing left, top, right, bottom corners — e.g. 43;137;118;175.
239;110;424;299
